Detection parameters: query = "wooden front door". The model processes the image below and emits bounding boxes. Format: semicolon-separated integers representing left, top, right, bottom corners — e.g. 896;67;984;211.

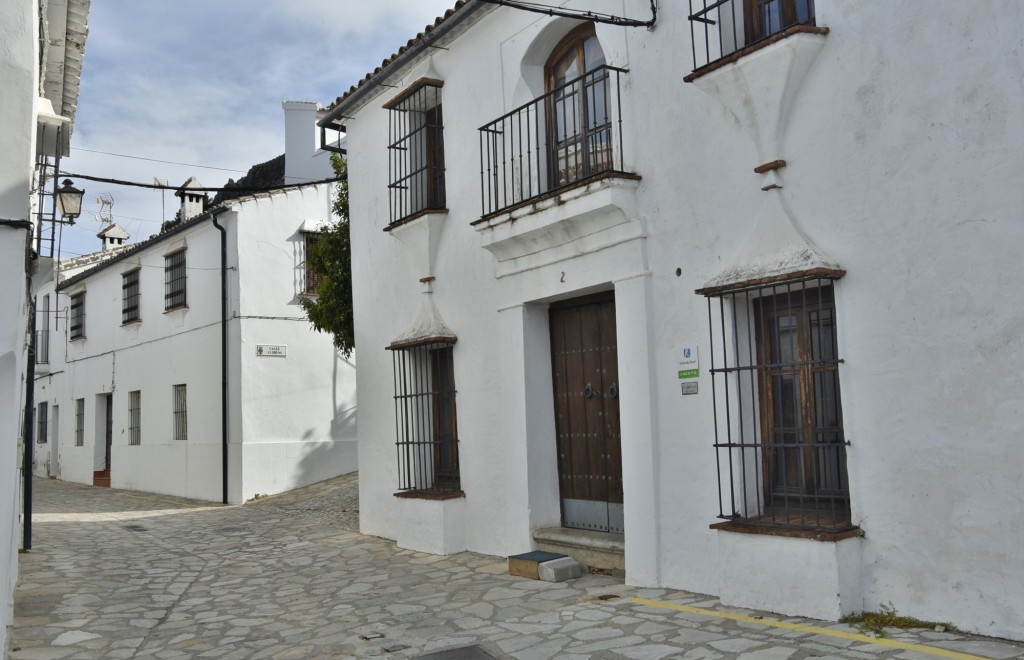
104;393;113;471
549;292;623;533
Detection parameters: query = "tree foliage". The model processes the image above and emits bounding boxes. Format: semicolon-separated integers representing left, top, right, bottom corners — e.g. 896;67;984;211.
300;154;354;356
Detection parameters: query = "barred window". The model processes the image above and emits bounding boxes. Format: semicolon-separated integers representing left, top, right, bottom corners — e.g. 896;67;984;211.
385;80;446;224
70;292;85;340
173;384;187;441
122;269;141;323
304;233;322;295
35;294;50;364
389;342;460;495
129;390;141;446
701;277;853;534
75;398;84;446
36;402;48;444
165;249;187;310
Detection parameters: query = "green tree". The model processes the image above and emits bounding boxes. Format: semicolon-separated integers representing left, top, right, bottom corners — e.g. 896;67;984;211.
300;154;354;357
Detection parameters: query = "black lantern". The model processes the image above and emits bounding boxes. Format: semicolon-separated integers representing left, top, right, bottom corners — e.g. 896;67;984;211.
56;179;85;224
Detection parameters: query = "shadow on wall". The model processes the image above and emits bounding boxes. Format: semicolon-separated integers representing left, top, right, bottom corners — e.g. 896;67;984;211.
293;346;358;488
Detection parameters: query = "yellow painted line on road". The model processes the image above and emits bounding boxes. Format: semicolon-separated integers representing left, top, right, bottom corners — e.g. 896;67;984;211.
631;598;990;660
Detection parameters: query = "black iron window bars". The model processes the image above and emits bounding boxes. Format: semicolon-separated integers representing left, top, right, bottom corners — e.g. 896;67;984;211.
389;341;461;495
702;276;854;533
69;292;86;340
479;64;628;218
687;0;815;72
129;391;141;446
164;250;187;311
122;269;141;323
386;81;446;225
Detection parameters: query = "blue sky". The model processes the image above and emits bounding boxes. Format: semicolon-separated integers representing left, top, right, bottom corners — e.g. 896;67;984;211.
58;0;456;258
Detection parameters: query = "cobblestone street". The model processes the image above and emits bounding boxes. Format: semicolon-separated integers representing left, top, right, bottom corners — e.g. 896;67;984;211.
9;476;1023;660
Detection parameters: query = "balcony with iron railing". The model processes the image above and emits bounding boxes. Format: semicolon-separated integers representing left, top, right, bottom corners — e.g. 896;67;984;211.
686;0;825;79
478;65;635;220
33;329;49;367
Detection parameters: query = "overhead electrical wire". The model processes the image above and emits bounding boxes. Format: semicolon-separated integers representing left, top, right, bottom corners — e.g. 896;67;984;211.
73;148;248;174
59;172;341;194
477;0;657;28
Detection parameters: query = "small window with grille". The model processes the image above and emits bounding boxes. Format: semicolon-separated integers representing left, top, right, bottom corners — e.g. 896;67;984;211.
389;341;461;495
122;269;141;323
75;398;85;446
701;276;854;534
172;384;187;441
69;291;86;340
164;249;187;311
129;390;141;446
385;79;446;225
36;402;48;444
303;232;322;295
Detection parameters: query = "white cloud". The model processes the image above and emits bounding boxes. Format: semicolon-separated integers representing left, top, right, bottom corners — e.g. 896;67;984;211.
58;0;457;257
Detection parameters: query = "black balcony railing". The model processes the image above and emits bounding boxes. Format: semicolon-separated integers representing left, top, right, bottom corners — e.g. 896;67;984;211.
479;65;628;218
688;0;815;72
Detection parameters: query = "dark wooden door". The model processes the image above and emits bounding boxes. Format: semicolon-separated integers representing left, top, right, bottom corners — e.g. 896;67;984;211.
104;394;113;471
549;292;623;533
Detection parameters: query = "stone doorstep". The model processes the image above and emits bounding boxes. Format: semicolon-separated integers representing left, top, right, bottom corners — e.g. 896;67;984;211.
532;527;625;572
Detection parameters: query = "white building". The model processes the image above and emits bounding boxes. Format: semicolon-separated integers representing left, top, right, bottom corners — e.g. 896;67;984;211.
0;0;89;647
320;0;1024;640
32;103;357;503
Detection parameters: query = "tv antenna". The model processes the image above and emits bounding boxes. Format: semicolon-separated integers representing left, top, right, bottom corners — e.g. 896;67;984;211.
94;193;114;225
154;178;169;221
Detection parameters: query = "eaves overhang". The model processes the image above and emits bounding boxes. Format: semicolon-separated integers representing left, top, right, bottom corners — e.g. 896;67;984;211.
318;0;494;127
42;0;91;132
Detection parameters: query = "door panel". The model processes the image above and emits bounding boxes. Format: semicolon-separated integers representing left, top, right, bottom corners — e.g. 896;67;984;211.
550;292;623;533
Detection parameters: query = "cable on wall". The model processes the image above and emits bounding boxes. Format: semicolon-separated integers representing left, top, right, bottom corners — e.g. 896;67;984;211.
477;0;657;28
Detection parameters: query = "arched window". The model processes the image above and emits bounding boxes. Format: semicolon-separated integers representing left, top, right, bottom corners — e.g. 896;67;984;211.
545;25;612;188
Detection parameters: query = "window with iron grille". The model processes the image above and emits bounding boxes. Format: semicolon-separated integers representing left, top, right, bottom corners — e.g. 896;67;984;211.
122;269;141;323
304;232;322;295
701;277;853;533
164;249;187;310
173;384;187;441
389;342;460;494
75;398;84;446
36;294;50;364
687;0;817;72
69;291;85;340
129;390;141;446
36;402;48;444
385;80;446;225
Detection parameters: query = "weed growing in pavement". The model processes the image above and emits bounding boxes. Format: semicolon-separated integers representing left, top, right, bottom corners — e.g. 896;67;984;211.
841;602;957;636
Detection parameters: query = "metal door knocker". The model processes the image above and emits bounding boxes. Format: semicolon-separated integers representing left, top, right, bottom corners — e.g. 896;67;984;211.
608;383;618;399
584;383;595;399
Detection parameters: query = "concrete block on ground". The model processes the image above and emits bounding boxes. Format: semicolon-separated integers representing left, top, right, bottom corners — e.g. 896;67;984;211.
538;556;583;582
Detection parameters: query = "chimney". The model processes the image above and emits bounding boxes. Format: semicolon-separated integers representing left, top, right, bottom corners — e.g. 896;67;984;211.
175;176;205;221
284;100;333;184
97;223;130;252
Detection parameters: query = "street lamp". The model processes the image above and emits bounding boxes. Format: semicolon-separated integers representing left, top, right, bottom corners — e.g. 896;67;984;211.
55;179;84;224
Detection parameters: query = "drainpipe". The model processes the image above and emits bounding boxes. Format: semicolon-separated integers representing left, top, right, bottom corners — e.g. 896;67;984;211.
210;209;229;504
22;296;36;550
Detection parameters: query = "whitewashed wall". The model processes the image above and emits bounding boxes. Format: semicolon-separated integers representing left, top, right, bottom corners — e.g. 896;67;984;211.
232;187;358;502
0;0;42;647
343;0;1024;639
41;185;357;503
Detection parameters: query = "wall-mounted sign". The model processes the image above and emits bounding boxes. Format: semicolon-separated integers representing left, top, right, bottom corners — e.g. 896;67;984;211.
256;344;287;357
681;381;699;395
678;345;699;379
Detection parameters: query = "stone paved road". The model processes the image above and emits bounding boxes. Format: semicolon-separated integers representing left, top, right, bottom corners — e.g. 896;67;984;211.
10;476;1024;660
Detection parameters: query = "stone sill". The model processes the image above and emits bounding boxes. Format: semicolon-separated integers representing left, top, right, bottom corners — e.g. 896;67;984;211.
472;171;640;228
710;520;862;543
393;490;465;501
384;208;449;233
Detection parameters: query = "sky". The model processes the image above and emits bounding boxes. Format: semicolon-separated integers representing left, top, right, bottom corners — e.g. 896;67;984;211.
57;0;457;259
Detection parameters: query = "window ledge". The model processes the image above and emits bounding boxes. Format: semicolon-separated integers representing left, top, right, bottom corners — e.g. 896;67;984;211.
394;490;464;501
710;520;862;543
163;305;188;314
384;208;449;233
121;319;141;327
70;336;85;342
685;24;829;83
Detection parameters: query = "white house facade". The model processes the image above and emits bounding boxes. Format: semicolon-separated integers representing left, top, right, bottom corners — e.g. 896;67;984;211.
321;0;1024;640
0;0;89;647
33;169;357;503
